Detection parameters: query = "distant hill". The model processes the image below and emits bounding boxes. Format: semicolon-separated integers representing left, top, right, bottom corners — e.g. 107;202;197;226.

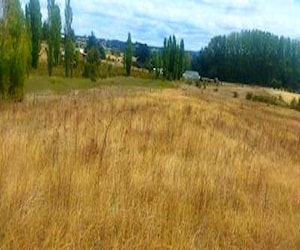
75;35;161;53
75;35;197;56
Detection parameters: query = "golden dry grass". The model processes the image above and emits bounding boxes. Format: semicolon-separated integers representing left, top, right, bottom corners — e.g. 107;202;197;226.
0;85;300;249
268;88;300;103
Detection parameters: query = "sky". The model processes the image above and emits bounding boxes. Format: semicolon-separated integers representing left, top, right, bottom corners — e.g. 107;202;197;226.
20;0;300;51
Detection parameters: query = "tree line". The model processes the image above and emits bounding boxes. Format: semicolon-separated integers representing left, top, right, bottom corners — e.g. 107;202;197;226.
192;30;300;91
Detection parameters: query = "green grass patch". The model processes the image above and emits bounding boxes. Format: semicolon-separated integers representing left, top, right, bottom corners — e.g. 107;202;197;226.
25;75;175;95
99;77;175;89
245;92;292;109
246;92;286;105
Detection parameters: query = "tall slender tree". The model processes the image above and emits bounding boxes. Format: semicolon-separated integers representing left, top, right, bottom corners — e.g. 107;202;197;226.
161;35;185;80
0;0;30;100
64;0;74;77
124;32;132;76
47;0;61;76
0;0;4;93
26;0;42;69
53;4;61;66
162;38;170;79
47;0;54;76
42;20;48;40
83;31;100;81
178;39;185;78
154;51;162;79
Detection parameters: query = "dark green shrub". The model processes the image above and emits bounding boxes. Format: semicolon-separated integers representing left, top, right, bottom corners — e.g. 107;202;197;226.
271;78;282;89
290;98;300;111
246;92;253;100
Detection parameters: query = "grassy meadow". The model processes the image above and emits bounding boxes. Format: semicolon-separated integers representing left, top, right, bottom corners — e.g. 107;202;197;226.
0;77;300;249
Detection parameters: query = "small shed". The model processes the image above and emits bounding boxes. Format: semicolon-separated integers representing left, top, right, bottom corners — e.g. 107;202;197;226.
183;71;200;82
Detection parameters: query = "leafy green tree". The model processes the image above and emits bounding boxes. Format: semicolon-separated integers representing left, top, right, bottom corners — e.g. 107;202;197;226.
193;30;300;91
163;38;169;78
47;0;54;76
184;52;191;70
178;39;185;78
46;0;61;76
42;20;48;40
124;32;132;76
135;43;150;69
53;4;61;66
83;32;100;81
154;51;162;79
85;31;105;59
25;0;42;69
0;0;30;100
64;0;74;77
161;35;185;80
86;46;100;81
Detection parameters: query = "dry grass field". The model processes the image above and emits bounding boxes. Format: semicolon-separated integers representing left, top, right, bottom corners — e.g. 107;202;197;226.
0;82;300;249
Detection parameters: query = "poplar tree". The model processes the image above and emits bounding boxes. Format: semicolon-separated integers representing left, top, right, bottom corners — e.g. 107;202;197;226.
162;38;170;79
154;52;162;79
47;0;61;76
178;39;185;78
64;0;74;77
25;0;42;69
47;0;54;76
162;35;185;80
124;32;132;76
53;4;61;66
83;32;100;81
0;0;30;100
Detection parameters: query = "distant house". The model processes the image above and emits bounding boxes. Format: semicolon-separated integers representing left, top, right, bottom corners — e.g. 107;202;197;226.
153;67;163;75
183;70;200;82
76;48;87;57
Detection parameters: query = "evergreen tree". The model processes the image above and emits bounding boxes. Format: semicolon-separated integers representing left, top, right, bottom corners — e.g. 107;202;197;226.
124;32;132;76
64;0;74;77
25;0;42;69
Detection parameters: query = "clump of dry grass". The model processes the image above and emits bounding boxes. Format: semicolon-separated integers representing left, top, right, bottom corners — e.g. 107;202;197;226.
0;86;299;249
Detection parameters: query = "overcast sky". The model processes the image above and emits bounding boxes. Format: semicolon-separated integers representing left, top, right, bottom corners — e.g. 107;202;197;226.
20;0;300;50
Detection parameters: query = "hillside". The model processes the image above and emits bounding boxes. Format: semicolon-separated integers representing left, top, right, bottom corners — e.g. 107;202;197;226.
0;80;299;249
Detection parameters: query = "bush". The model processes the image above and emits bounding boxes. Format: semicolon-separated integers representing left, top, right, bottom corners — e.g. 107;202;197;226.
246;92;300;112
252;94;278;105
290;98;300;111
271;78;282;89
246;92;253;100
246;92;283;106
233;91;239;98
